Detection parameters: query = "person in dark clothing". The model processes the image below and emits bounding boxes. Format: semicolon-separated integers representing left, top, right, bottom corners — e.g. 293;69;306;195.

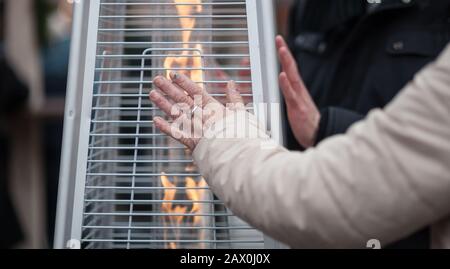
0;50;28;249
41;37;70;247
0;0;27;249
0;137;23;249
282;0;450;248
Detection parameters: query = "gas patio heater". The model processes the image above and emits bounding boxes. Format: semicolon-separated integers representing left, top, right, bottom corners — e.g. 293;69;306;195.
55;0;284;249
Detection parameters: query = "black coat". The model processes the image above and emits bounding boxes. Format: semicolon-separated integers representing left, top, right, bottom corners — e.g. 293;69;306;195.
0;50;28;248
0;137;24;248
287;0;450;248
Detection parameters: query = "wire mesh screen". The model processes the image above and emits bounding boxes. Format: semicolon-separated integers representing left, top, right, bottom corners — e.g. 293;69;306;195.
83;0;264;249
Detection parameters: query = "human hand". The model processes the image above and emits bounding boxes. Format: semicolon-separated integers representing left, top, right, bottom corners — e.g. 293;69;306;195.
276;35;321;148
149;73;246;151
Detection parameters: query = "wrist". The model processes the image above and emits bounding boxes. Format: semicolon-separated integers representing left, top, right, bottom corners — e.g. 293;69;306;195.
314;108;330;146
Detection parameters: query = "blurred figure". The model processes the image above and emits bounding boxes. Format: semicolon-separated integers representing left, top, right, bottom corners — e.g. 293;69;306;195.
0;43;28;249
284;0;450;248
40;0;72;246
1;0;47;249
1;0;71;248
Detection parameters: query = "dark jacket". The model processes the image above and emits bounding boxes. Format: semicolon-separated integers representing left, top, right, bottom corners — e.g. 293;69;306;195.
287;0;450;248
0;137;24;249
0;49;28;248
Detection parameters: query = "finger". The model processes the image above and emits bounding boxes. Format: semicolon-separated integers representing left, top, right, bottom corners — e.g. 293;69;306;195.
153;76;194;107
278;47;302;85
276;36;300;84
226;80;245;110
213;67;229;96
278;47;316;105
153;116;176;137
276;35;288;51
278;47;311;98
279;72;299;108
169;72;216;106
149;90;183;119
276;36;315;104
154;116;196;150
226;81;244;104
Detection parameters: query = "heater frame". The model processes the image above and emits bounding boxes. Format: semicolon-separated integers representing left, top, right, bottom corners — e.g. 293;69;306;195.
54;0;285;249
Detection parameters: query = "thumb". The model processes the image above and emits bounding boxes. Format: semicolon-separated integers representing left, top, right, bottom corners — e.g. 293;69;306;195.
226;80;245;110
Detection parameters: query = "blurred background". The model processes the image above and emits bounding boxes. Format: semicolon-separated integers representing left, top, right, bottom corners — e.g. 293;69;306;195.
0;0;294;249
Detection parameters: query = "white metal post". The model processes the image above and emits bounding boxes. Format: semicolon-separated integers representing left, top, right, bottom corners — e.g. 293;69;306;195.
54;0;91;249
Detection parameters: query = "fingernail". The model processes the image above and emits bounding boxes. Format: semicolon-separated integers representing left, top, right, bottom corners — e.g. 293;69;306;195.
154;76;164;87
149;90;158;99
170;72;179;81
153;117;162;125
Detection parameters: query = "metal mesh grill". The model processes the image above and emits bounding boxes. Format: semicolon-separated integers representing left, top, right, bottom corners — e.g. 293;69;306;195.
81;0;265;249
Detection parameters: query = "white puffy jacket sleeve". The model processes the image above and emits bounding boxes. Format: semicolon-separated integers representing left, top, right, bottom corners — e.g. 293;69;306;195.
192;45;450;249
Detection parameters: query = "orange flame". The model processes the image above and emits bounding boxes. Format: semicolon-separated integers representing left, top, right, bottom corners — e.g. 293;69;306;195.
160;173;208;249
160;0;208;250
163;0;204;88
186;177;208;225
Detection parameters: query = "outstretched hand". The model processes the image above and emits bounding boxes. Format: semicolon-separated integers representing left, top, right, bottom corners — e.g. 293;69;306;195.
149;73;245;151
276;35;321;148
